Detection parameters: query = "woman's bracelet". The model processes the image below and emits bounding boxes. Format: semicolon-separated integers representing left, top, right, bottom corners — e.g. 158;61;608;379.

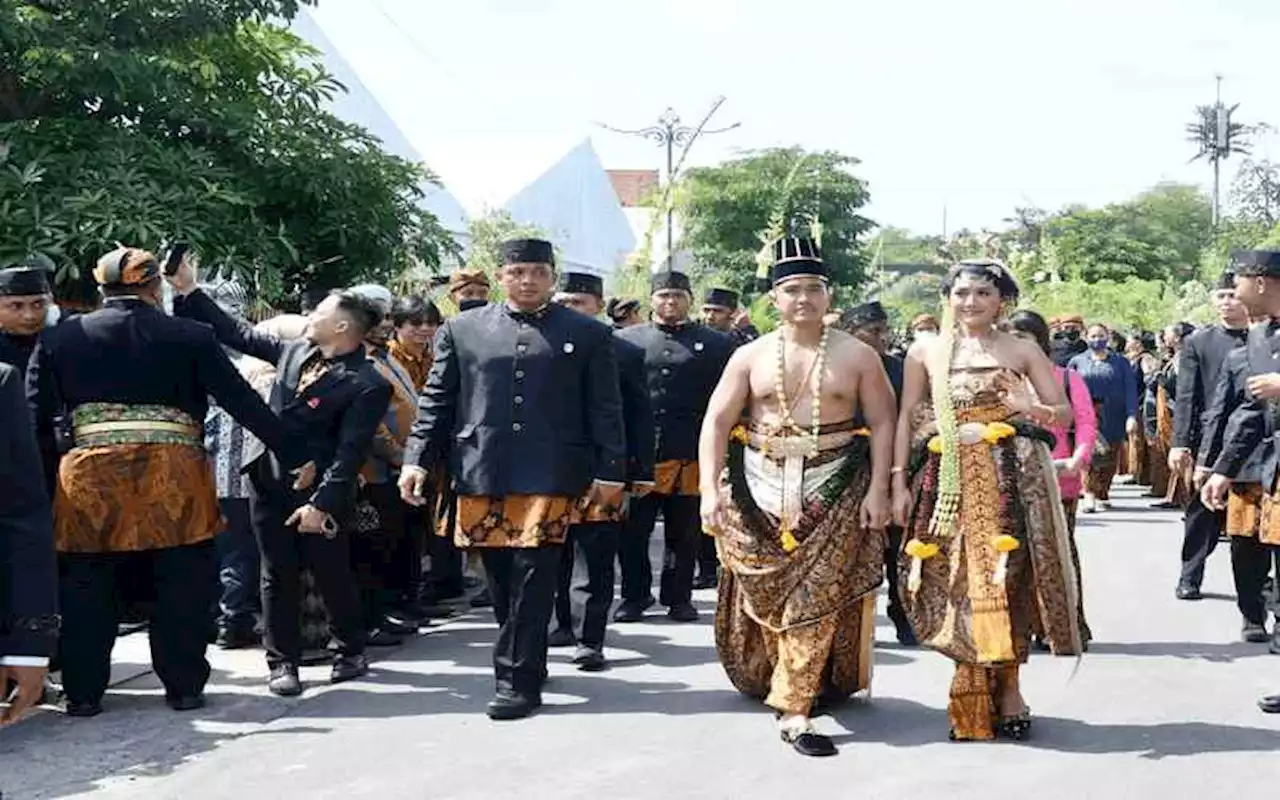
890;466;907;475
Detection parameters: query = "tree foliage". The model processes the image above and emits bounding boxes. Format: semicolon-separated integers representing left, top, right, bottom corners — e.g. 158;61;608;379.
0;0;454;305
673;147;874;303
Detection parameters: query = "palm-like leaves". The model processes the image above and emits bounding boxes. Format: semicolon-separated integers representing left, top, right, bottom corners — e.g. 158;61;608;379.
1187;103;1251;163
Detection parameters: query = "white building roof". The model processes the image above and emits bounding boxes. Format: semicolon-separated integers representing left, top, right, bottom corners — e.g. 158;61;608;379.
502;139;636;276
290;10;470;242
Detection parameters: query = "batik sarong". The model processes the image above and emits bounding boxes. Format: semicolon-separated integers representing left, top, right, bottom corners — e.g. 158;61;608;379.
714;420;883;716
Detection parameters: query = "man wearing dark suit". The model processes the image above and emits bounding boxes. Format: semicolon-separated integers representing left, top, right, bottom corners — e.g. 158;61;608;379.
838;300;915;646
170;261;390;698
0;362;57;725
1169;268;1250;599
399;239;626;720
28;247;303;716
549;272;655;670
1200;251;1280;713
614;272;734;623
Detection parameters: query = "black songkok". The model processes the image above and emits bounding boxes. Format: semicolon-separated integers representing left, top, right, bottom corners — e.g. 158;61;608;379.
559;271;604;298
650;271;692;294
703;287;739;309
502;238;555;266
842;300;888;329
0;266;51;296
1230;249;1280;279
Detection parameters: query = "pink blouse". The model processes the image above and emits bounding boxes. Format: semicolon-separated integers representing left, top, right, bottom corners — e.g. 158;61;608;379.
1049;365;1098;500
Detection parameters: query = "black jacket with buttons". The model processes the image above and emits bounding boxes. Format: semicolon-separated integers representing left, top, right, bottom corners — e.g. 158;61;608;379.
616;321;734;463
404;302;626;497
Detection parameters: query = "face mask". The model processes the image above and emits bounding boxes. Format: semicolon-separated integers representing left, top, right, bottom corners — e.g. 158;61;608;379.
1088;338;1109;351
1062;330;1080;342
458;298;487;312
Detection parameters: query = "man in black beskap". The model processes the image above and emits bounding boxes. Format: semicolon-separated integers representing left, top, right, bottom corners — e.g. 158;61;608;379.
0;262;53;371
549;271;655;671
399;238;626;720
838;300;915;646
614;271;734;623
1169;265;1250;600
170;260;390;698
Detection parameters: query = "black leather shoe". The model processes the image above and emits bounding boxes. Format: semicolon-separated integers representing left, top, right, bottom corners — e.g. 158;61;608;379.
1270;630;1280;656
65;699;103;718
331;654;369;684
1260;694;1280;713
692;574;718;590
268;664;303;697
894;622;918;647
667;603;700;623
613;601;648;623
572;646;607;672
216;627;261;650
366;628;403;647
469;589;493;609
380;617;419;636
1175;585;1202;601
486;690;541;720
1243;622;1270;643
781;729;837;757
547;628;576;648
165;693;205;712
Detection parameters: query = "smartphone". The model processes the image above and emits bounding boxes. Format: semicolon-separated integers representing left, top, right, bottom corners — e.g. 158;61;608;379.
162;241;190;276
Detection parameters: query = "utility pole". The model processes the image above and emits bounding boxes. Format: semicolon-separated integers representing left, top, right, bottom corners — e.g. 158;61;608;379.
599;100;740;271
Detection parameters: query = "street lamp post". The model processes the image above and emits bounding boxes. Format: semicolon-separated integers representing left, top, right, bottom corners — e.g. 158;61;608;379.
600;102;739;271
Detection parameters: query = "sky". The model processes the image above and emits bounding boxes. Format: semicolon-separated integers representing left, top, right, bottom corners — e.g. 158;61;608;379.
306;0;1280;236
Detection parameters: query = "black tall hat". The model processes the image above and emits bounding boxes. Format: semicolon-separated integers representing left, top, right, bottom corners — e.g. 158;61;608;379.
842;300;888;328
559;271;604;298
1230;249;1280;278
771;237;828;285
0;266;51;296
703;287;739;309
502;238;555;266
650;270;691;294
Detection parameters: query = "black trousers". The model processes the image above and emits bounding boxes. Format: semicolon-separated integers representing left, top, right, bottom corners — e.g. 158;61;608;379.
214;498;260;634
1231;536;1280;624
1179;493;1223;589
250;479;364;668
618;493;700;608
482;546;561;696
696;533;718;581
351;482;406;629
58;542;216;704
553;521;620;650
884;525;908;629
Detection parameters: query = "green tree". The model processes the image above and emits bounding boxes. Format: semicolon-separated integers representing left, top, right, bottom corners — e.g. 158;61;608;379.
672;147;874;303
1046;184;1212;283
0;0;455;305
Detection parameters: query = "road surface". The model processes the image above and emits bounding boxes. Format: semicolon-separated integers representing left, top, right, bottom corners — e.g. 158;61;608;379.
4;486;1279;799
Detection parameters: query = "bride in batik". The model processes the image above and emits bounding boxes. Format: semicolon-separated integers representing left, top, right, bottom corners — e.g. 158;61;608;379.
890;260;1084;742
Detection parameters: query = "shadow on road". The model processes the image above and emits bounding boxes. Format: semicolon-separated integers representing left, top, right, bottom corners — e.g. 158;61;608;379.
1086;639;1272;662
826;696;1280;758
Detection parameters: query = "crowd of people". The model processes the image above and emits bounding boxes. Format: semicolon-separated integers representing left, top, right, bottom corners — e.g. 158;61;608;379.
2;237;1279;760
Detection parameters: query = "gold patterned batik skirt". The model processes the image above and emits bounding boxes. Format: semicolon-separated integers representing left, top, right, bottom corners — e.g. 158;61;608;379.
902;407;1083;739
713;424;883;716
653;459;700;496
451;494;581;548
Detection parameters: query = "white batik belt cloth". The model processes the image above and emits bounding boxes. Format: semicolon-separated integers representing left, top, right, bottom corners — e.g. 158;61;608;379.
742;430;862;534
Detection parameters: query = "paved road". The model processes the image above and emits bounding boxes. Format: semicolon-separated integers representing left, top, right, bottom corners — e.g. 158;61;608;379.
4;485;1279;799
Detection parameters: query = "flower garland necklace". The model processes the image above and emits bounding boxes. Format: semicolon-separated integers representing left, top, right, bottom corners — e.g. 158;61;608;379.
772;323;830;456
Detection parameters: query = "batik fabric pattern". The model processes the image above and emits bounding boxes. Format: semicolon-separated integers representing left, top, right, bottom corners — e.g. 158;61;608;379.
901;369;1083;740
54;403;221;552
451;495;581;548
714;421;882;717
